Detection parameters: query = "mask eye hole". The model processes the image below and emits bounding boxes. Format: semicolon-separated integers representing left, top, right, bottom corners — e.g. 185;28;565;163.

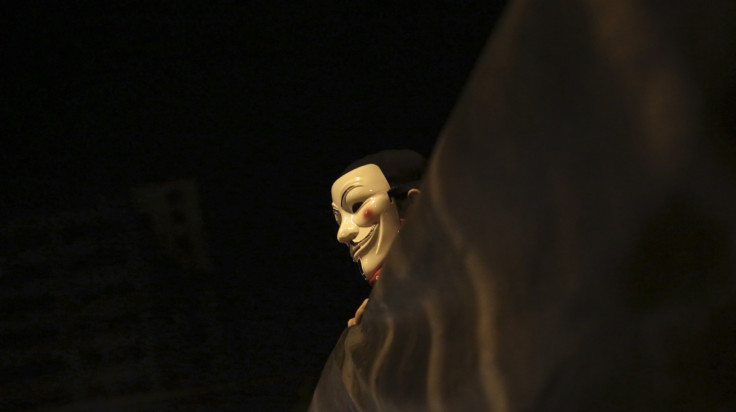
351;202;363;213
332;208;341;224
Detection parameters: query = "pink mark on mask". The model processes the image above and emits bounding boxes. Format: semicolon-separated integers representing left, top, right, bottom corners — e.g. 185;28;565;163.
363;208;373;220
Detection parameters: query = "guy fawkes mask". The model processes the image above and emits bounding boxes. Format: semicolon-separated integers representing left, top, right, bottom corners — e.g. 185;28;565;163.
331;164;401;285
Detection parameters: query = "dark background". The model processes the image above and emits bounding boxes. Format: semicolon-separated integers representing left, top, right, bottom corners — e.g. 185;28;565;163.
3;2;506;409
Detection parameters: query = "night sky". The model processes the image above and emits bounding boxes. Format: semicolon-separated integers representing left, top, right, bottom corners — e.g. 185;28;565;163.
5;1;507;407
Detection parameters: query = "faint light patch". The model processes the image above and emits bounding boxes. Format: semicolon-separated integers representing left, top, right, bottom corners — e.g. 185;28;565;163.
369;314;395;408
585;0;695;177
423;296;445;412
466;250;509;412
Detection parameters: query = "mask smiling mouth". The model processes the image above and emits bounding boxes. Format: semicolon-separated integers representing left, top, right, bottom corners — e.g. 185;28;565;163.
349;225;376;260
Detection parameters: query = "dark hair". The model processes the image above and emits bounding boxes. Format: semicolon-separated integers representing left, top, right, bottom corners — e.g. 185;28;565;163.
342;149;426;216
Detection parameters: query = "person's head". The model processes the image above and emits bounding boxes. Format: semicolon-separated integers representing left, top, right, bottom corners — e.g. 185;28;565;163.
330;150;425;285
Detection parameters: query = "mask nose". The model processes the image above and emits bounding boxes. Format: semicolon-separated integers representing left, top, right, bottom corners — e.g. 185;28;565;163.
337;216;359;244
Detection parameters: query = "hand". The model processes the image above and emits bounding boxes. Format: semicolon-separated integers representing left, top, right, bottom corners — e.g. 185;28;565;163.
347;298;370;327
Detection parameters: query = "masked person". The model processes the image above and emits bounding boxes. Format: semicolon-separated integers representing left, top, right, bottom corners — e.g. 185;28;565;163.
330;149;425;327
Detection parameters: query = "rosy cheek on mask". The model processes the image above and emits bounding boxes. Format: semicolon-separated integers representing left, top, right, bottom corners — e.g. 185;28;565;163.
354;195;390;226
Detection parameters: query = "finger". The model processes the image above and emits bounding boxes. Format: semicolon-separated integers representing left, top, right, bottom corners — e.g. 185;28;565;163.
354;298;370;323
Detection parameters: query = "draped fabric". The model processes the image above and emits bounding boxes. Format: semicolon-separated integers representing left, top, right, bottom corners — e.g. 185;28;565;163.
310;0;736;410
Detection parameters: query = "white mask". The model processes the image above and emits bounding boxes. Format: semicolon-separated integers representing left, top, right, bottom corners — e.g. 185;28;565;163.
331;164;401;285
